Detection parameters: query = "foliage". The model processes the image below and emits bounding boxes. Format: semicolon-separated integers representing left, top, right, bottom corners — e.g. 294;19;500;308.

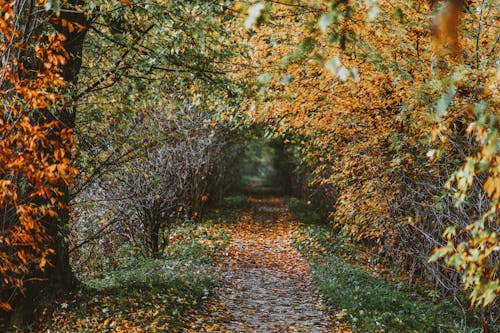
72;96;239;263
74;0;245;188
68;0;246;274
218;194;250;211
285;197;321;225
0;0;78;316
3;0;244;322
2;0;498;327
292;224;355;260
241;0;499;308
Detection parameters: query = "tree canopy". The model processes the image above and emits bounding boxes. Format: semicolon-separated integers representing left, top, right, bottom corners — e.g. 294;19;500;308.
0;0;498;328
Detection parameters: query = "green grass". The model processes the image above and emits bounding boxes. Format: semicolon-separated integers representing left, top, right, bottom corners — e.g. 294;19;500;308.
204;194;249;224
293;224;487;333
35;220;229;332
218;194;249;211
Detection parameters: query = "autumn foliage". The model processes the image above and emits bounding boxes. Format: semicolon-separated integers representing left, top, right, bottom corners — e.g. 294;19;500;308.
0;1;76;314
0;0;498;329
241;0;498;307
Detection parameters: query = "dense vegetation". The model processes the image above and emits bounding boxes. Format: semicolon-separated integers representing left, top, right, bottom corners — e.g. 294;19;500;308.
291;208;494;332
0;0;498;330
240;0;499;323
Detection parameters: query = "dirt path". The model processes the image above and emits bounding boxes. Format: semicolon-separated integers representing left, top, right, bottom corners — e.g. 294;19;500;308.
184;196;346;332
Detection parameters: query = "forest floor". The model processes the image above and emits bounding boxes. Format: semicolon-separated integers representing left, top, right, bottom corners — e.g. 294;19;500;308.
28;182;481;332
182;193;349;332
181;185;481;332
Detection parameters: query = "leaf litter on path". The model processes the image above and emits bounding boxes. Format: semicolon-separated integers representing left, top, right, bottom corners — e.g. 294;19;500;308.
183;195;350;332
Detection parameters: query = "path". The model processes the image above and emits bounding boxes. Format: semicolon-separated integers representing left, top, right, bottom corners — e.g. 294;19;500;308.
184;195;347;332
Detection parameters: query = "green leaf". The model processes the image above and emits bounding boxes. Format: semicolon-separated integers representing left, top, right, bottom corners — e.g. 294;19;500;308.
350;68;359;82
434;86;457;120
325;57;341;75
429;243;453;262
442;226;456;238
393;8;405;23
256;73;272;86
280;74;293;84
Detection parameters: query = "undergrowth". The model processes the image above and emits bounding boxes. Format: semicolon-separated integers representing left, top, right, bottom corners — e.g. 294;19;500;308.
204;194;249;225
218;194;249;211
285;196;321;225
30;220;229;333
292;224;489;333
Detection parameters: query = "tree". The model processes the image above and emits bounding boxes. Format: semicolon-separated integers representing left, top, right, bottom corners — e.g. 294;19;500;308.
241;0;498;312
0;0;88;326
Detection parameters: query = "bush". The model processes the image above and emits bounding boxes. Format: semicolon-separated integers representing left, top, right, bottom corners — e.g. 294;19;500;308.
72;95;242;263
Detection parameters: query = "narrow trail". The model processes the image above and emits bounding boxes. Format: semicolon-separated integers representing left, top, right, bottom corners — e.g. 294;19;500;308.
184;195;348;332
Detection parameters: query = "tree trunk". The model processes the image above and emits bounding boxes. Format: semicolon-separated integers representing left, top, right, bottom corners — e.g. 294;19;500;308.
46;0;89;292
7;1;89;327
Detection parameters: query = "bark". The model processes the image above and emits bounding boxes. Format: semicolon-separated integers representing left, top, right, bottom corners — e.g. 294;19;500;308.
7;1;89;327
47;0;89;292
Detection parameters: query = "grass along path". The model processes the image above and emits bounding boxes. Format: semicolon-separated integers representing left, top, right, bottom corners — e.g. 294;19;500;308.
291;221;491;332
183;195;347;332
28;221;229;333
29;192;477;332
